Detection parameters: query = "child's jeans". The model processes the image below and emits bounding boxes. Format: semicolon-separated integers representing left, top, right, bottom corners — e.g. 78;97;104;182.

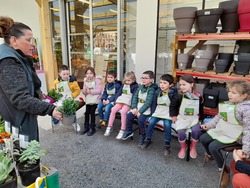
52;116;76;125
108;103;130;130
146;117;172;144
97;102;113;122
126;112;148;139
177;123;202;142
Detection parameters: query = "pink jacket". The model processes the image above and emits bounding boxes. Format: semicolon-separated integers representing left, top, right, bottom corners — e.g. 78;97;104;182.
82;76;102;104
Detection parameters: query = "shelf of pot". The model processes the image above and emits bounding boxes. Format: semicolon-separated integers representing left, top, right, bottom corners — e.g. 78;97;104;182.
176;32;250;41
175;69;250;82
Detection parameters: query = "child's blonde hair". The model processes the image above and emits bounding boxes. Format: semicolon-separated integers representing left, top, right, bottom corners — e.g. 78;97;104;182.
227;80;250;101
123;71;136;84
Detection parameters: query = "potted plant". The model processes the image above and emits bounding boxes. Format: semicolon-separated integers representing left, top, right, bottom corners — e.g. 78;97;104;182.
0;151;17;188
58;98;79;125
46;89;63;104
15;140;46;186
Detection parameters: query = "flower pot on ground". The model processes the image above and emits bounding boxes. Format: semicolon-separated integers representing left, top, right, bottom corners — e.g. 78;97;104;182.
219;0;239;32
16;140;45;186
196;8;223;33
173;7;197;34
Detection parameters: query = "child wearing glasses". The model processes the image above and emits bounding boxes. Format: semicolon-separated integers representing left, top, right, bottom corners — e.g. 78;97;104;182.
122;70;158;147
104;71;138;139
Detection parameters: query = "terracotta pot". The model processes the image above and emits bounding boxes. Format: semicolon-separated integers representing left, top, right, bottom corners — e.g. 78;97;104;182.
196;8;223;33
173;7;197;34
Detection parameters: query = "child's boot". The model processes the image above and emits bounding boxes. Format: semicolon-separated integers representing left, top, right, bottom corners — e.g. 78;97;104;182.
87;123;96;136
97;119;103;129
138;134;145;148
80;123;89;135
141;138;151;149
164;144;170;156
190;139;198;159
101;120;107;127
220;166;230;188
178;140;187;159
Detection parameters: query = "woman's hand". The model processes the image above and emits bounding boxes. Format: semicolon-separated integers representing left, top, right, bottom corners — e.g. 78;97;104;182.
52;107;63;120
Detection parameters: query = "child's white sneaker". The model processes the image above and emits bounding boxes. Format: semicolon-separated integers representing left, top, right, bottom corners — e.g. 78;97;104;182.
72;123;81;132
116;130;125;140
104;127;113;136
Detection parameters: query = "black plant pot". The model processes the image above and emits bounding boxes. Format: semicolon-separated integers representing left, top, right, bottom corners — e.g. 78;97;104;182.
196;8;223;33
219;0;239;32
237;40;250;53
218;53;234;72
187;54;195;68
234;61;250;75
215;59;229;73
18;162;40;186
0;170;17;188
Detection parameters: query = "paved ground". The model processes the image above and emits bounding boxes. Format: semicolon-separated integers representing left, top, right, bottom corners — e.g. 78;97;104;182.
38;109;234;188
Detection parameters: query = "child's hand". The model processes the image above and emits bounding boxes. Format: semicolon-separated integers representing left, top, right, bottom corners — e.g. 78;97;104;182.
235;149;249;159
136;112;141;118
200;124;208;131
131;108;138;115
171;116;177;123
233;149;243;162
103;100;109;105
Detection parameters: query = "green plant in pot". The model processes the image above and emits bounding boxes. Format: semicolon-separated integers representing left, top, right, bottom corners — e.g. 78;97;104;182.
58;98;79;125
46;89;63;104
16;140;46;186
0;151;16;188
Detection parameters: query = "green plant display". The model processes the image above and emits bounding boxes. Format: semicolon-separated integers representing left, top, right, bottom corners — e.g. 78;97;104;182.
47;89;63;101
0;115;4;133
0;150;15;184
17;140;46;169
58;98;79;116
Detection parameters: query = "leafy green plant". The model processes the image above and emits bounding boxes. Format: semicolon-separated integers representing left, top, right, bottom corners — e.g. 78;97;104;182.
17;140;46;169
0;150;15;184
58;98;79;116
47;89;63;101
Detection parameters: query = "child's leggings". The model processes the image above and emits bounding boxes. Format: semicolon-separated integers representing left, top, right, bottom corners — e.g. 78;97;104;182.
177;123;202;142
108;103;130;131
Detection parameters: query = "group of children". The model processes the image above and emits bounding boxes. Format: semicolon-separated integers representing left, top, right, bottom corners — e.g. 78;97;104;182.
53;65;250;187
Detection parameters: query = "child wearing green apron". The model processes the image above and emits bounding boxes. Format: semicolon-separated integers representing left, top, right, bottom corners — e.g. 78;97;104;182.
175;74;203;159
81;67;102;136
97;70;122;128
141;74;179;156
104;71;138;139
52;65;81;131
122;71;158;147
200;80;250;187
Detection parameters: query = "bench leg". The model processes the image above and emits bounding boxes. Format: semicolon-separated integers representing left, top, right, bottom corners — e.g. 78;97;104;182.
218;152;230;188
186;132;191;161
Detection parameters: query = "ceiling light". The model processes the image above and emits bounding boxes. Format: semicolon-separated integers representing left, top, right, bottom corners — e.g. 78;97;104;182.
78;0;90;4
77;14;90;19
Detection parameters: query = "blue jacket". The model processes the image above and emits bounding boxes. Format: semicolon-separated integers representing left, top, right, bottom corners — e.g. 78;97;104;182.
101;80;122;102
151;87;179;117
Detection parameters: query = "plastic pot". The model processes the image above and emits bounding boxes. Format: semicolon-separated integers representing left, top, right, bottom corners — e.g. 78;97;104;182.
196;8;223;33
0;170;17;188
238;0;250;32
195;50;213;59
195;58;211;72
62;115;75;125
18;162;40;186
199;44;219;70
215;59;229;73
218;53;234;72
177;53;189;70
234;61;250;75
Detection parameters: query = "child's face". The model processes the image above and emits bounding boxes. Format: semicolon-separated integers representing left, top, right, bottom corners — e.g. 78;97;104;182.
140;74;153;86
86;70;94;80
107;75;115;83
124;76;134;85
228;86;247;104
59;70;70;81
160;79;171;92
179;79;193;93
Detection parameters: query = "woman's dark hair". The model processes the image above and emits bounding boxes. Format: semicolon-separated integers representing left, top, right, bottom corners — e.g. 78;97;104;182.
85;66;96;77
160;74;174;84
0;16;31;44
